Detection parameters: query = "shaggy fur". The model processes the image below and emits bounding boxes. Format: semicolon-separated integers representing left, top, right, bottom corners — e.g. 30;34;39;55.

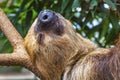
24;10;120;80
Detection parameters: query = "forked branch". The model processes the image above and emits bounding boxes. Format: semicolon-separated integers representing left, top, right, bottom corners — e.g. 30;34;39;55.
0;8;41;78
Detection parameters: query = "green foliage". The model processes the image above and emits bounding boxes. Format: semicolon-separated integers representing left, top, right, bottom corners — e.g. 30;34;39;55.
0;0;120;53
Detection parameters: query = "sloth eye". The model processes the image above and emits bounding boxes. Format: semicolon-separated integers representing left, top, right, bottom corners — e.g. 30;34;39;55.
55;26;64;35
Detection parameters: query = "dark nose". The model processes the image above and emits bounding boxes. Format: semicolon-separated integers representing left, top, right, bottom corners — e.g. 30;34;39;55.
38;10;54;24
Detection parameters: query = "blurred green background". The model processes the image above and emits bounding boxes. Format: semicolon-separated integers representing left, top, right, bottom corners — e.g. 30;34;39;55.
0;0;120;72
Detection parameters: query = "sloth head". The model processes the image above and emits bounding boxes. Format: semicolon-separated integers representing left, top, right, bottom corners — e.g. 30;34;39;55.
34;10;74;45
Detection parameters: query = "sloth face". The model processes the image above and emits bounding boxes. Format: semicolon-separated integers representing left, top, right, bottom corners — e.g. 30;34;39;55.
34;10;69;45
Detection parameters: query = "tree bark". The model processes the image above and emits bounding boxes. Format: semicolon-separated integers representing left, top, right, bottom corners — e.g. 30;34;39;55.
0;8;41;78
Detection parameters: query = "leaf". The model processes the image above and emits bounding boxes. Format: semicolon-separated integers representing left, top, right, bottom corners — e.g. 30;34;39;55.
105;11;120;44
72;0;80;9
15;23;24;37
100;18;109;39
98;13;107;19
110;11;119;31
61;0;71;13
82;11;93;29
0;40;13;53
26;10;33;25
103;0;116;10
90;0;98;8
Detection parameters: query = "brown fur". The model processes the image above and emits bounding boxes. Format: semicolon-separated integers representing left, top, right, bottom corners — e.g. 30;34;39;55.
24;11;120;80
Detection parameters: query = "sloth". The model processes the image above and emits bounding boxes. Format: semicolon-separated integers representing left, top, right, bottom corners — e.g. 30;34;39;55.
25;10;120;80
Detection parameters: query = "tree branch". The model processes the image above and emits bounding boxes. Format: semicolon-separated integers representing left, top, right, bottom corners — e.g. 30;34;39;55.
0;53;26;66
0;8;41;78
0;53;41;78
0;8;24;51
